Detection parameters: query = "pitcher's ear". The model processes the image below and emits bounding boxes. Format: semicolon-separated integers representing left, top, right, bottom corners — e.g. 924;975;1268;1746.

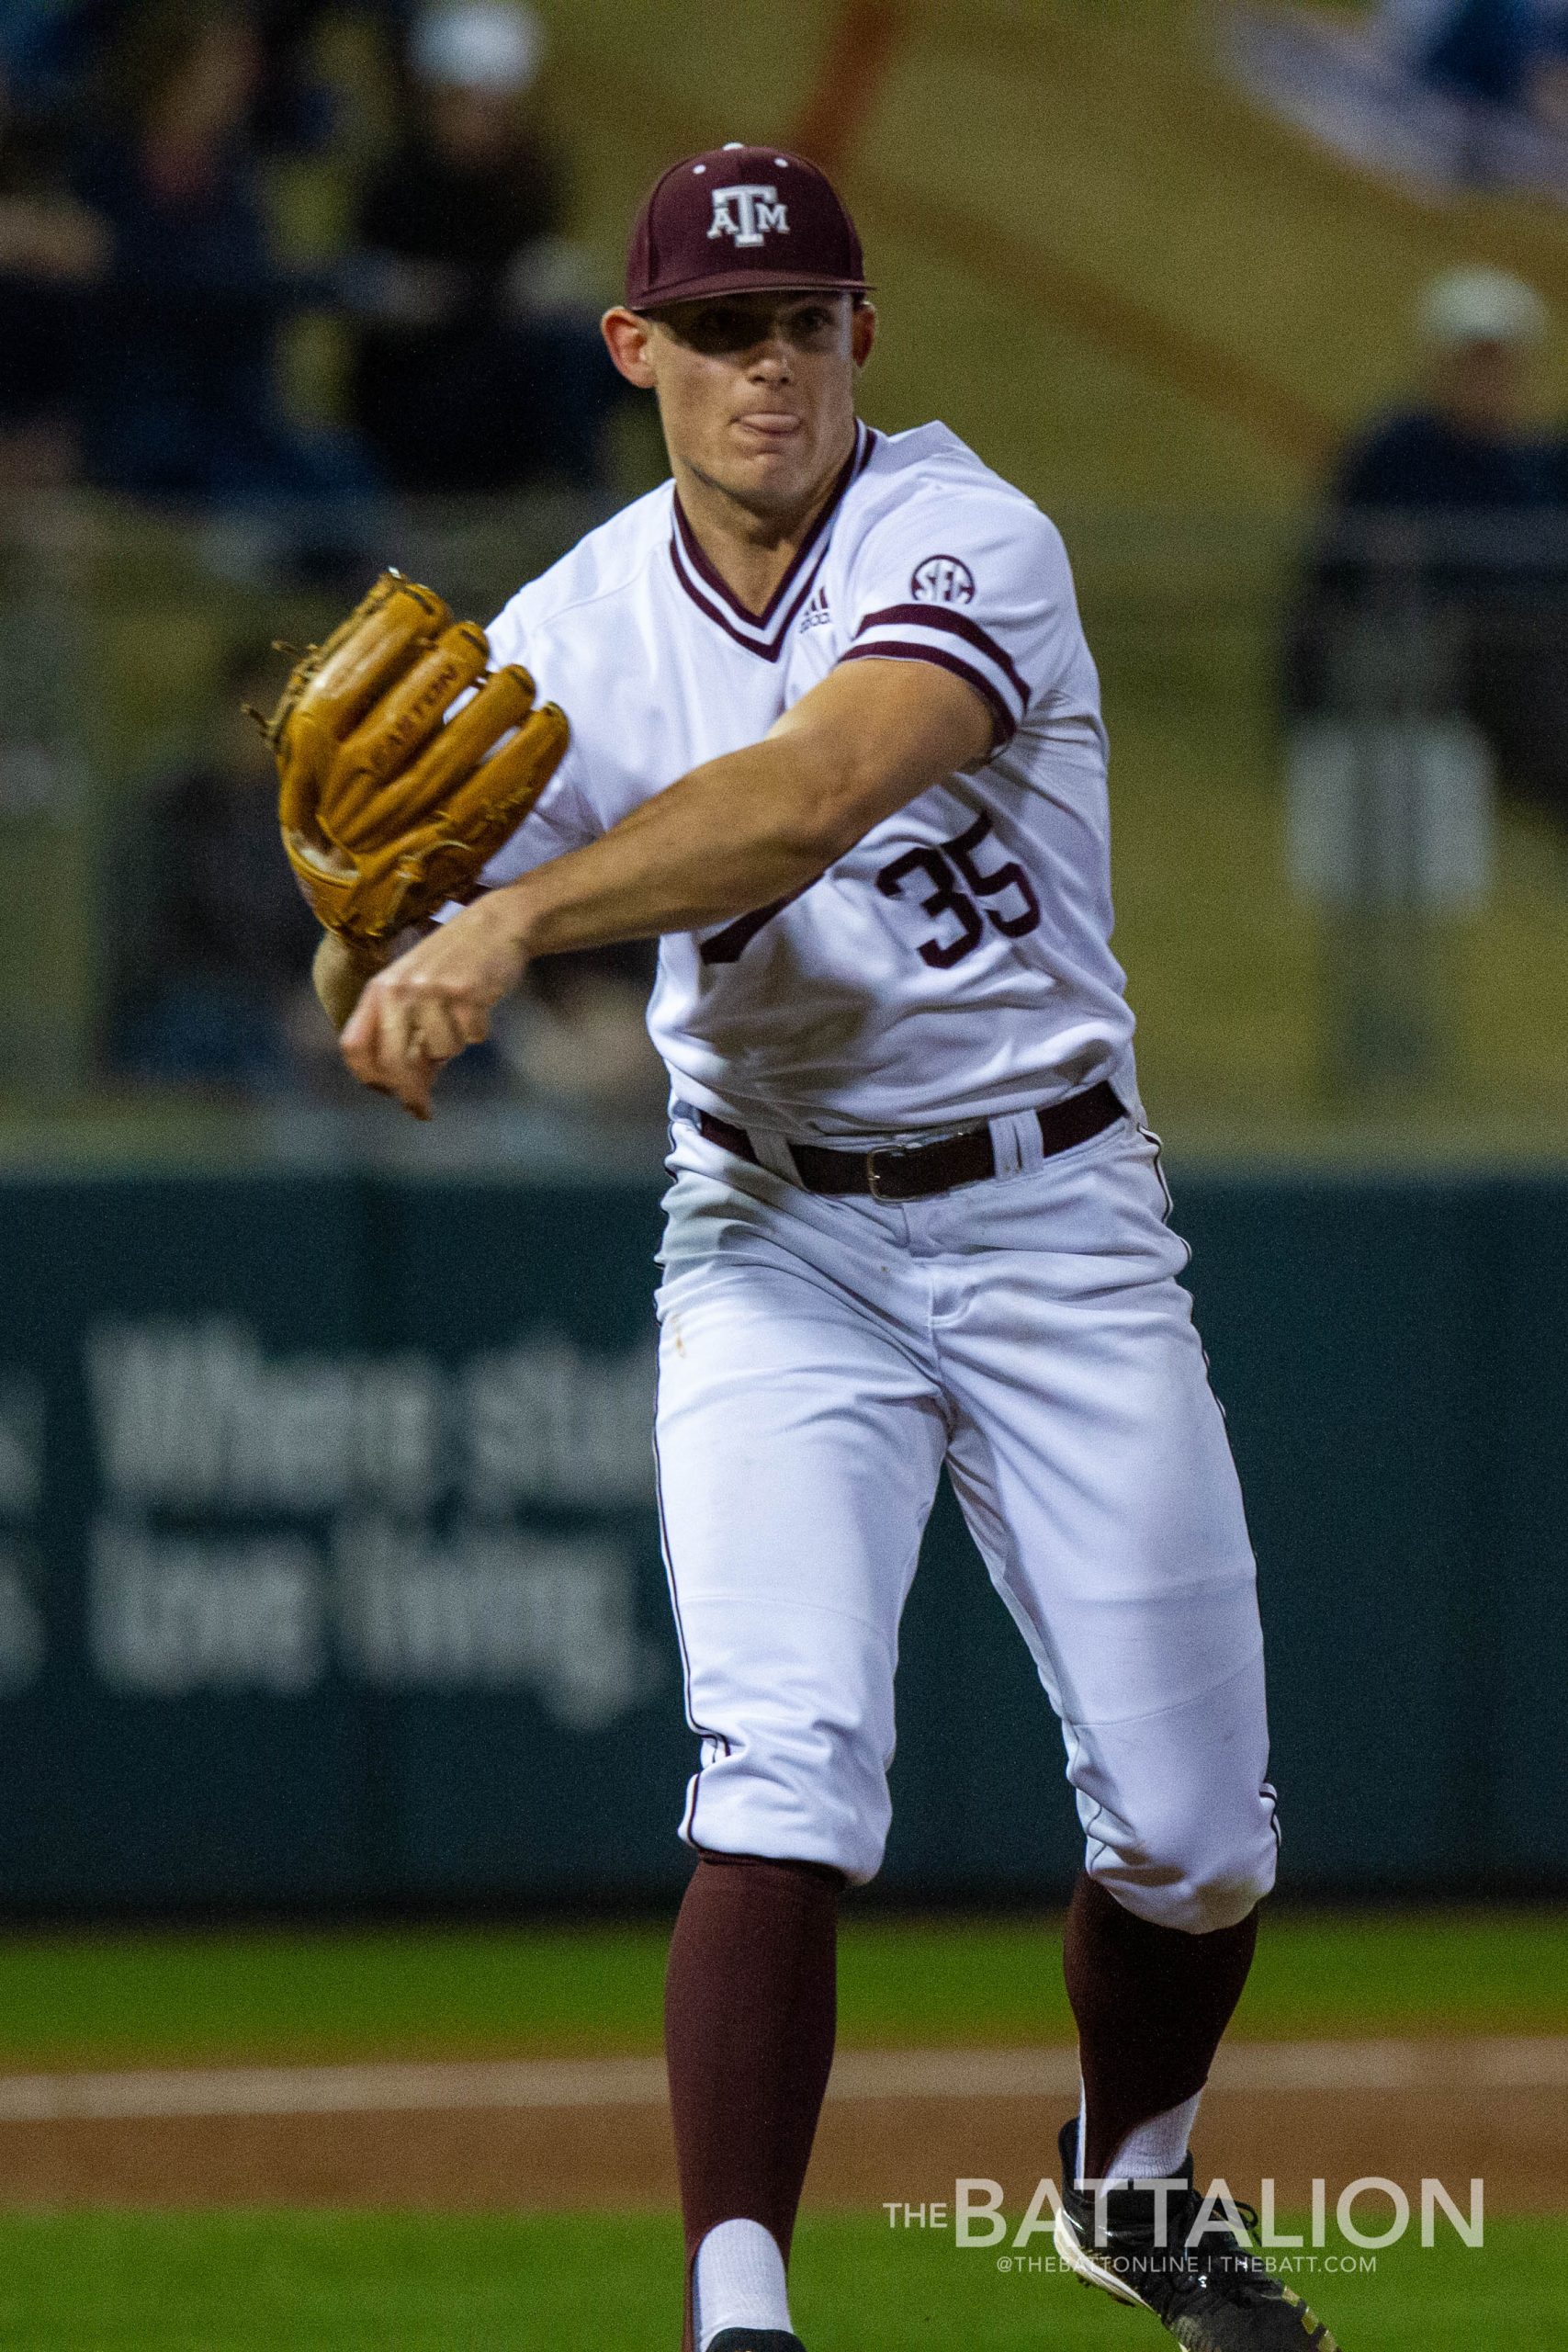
603;307;659;389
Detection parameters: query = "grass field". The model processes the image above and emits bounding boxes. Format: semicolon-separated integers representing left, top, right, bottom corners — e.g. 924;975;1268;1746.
0;2209;1561;2349
0;1908;1562;2064
0;1911;1560;2345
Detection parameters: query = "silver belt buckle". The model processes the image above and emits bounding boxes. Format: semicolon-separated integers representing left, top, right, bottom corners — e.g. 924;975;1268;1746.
865;1147;907;1201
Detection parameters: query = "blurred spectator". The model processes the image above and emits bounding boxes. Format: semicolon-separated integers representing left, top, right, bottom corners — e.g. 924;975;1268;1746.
1289;266;1568;826
248;1;382;154
0;4;126;121
1225;0;1568;200
1384;0;1568;168
246;1;417;156
103;639;323;1091
1383;0;1548;112
0;1;412;153
0;72;106;482
72;0;378;573
1328;267;1557;514
347;0;622;495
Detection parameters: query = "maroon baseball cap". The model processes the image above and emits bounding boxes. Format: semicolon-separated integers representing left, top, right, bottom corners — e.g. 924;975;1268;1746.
626;141;871;311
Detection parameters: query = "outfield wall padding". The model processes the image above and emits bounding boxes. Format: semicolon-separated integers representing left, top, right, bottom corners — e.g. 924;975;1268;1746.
0;1165;1561;1909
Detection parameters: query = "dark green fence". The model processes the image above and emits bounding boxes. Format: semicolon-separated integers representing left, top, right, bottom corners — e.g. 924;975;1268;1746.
0;1163;1561;1911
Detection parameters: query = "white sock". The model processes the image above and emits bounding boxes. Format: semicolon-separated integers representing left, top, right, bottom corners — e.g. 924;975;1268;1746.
694;2218;792;2351
1077;2086;1202;2184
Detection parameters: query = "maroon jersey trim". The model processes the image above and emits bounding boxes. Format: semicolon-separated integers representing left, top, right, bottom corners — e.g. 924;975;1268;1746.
854;603;1032;714
839;640;1017;745
668;424;876;659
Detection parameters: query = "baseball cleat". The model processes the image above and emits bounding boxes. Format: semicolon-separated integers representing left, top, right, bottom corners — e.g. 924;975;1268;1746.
703;2335;807;2351
1053;2120;1341;2349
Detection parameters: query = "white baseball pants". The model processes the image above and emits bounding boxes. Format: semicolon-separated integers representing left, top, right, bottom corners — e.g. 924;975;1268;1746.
653;1105;1279;1934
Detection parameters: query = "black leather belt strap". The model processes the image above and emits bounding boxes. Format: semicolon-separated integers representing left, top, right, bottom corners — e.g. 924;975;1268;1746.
693;1080;1123;1203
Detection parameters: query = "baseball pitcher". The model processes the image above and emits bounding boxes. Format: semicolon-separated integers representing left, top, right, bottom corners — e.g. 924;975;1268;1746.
274;143;1338;2352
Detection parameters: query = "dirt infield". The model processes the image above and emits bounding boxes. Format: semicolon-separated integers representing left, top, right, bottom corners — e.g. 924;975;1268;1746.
0;2042;1559;2213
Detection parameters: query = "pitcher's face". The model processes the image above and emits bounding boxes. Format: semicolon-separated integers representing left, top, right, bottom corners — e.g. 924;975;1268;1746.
604;292;875;517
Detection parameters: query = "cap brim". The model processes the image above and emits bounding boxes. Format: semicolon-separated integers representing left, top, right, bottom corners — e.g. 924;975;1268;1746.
633;268;874;310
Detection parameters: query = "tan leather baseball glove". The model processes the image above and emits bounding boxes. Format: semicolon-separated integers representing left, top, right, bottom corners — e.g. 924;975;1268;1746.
262;569;568;978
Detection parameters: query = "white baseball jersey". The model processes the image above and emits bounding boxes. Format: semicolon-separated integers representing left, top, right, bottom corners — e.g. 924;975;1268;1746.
482;418;1138;1141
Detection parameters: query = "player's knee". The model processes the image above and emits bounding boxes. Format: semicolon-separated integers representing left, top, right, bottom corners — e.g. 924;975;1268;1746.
1088;1803;1278;1935
1175;1849;1276;1934
1093;1850;1275;1936
678;1728;892;1887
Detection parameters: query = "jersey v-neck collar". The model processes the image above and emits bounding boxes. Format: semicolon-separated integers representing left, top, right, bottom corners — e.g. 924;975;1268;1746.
668;421;877;662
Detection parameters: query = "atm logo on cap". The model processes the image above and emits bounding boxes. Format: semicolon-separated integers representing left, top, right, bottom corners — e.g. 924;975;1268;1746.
708;184;789;248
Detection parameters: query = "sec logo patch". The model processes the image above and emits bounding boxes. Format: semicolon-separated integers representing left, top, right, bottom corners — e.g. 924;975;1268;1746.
910;555;976;605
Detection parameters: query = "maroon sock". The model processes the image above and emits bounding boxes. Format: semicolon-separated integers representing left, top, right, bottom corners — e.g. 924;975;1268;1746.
1064;1873;1259;2179
665;1852;841;2350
